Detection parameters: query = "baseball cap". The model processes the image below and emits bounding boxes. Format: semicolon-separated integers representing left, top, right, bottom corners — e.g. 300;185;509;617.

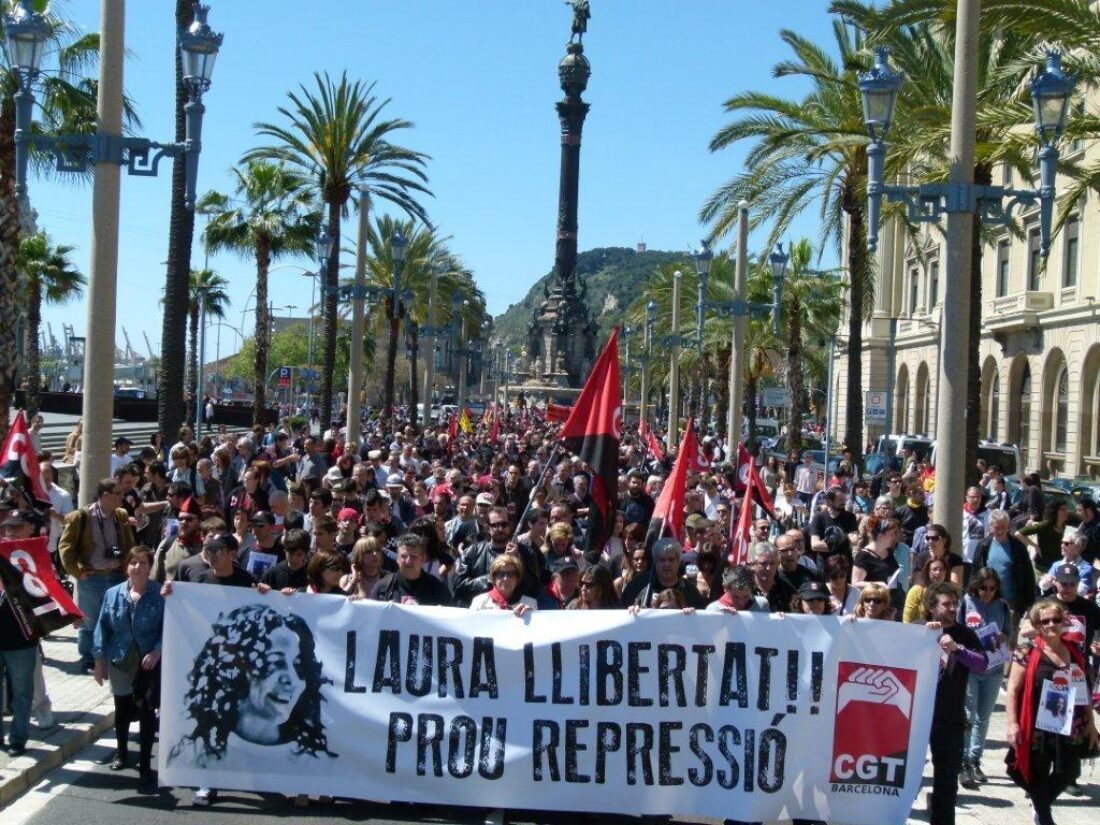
337;507;361;523
178;496;202;517
386;473;404;487
550;556;579;575
1053;563;1081;584
798;581;829;601
251;510;275;526
3;510;42;529
651;537;683;558
475;493;495;506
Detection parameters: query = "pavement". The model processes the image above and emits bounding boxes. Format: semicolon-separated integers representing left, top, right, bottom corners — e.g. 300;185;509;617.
0;626;113;809
1;634;1097;823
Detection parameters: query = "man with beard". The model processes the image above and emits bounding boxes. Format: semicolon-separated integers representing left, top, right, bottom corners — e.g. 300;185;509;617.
452;507;541;606
622;469;655;525
152;496;203;583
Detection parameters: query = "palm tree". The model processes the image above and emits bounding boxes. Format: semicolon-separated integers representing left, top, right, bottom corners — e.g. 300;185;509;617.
701;21;876;461
184;269;229;408
769;239;846;452
158;0;199;446
18;230;84;416
0;1;133;438
198;160;320;424
247;72;432;428
835;1;1046;480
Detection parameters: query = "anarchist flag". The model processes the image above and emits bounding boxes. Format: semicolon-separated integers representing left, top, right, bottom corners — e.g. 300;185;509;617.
649;419;698;543
559;330;621;555
0;410;50;506
746;458;777;521
639;420;667;463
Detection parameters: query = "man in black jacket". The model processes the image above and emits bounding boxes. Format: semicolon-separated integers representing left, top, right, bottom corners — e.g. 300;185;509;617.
369;534;452;606
971;509;1037;619
451;507;541;605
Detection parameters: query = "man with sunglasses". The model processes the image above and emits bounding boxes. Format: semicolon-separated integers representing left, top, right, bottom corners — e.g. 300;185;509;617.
151;496;204;583
452;506;541;606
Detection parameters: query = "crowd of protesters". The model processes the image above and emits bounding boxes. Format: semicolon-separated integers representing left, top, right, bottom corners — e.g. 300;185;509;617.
1;405;1099;825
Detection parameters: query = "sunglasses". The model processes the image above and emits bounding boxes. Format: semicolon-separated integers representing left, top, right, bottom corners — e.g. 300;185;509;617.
862;597;885;605
1038;618;1063;627
977;585;997;592
926;534;943;541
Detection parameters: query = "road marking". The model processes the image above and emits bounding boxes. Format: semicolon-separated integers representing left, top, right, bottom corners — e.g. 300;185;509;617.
1;735;113;825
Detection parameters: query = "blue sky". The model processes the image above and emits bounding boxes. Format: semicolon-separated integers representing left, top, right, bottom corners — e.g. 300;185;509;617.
30;0;839;363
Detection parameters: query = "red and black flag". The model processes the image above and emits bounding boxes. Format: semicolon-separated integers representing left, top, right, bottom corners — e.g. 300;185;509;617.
559;330;622;556
0;411;50;506
546;401;573;422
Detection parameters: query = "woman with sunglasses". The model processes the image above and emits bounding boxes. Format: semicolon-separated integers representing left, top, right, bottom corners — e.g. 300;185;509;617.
903;557;950;624
852;516;902;589
568;564;619;610
824;555;859;615
913;523;965;588
614;543;649;600
959;568;1013;789
854;582;895;621
1006;600;1099;825
469;554;536;615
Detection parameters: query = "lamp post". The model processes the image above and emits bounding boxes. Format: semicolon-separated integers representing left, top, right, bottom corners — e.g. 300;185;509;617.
4;0;221;506
692;234;788;450
665;270;682;452
860;35;1074;547
456;300;470;411
421;262;441;429
640;299;656;429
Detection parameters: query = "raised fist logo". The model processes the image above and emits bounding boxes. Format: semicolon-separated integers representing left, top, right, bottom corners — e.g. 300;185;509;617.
837;666;913;718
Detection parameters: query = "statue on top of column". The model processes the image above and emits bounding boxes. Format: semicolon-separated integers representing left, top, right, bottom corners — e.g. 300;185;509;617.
566;0;590;43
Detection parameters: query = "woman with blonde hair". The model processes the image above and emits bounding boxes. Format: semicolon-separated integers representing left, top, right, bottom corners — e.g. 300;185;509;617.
854;582;896;621
470;554;537;614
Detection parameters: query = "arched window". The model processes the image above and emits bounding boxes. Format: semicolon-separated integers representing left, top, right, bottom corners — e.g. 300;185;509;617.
989;374;1000;441
1054;367;1069;453
1018;365;1032;468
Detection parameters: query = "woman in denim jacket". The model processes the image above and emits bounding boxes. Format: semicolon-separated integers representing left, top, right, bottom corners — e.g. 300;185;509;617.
93;545;164;785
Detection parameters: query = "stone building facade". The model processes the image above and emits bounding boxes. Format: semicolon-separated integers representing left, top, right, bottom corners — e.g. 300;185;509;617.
831;149;1100;480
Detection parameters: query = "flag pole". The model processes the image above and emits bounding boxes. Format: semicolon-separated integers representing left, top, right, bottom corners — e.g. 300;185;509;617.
514;442;562;530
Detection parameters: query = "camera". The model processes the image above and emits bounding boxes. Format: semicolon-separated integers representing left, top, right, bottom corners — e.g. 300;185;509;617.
106;545;123;560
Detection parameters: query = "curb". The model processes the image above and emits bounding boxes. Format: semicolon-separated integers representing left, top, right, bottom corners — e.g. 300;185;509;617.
0;703;115;810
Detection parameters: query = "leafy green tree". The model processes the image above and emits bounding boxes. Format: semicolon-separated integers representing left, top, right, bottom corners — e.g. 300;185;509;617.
198;160;320;424
701;21;875;460
18;229;84;416
247;72;431;428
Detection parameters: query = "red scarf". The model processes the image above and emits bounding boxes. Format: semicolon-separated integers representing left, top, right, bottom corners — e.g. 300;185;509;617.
1011;634;1087;785
486;586;511;610
546;580;567;608
718;591;736;610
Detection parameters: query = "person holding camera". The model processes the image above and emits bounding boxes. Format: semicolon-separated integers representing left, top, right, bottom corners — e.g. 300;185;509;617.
59;478;136;673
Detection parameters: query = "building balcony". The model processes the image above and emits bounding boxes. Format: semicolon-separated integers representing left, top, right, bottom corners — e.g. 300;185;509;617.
984;291;1053;333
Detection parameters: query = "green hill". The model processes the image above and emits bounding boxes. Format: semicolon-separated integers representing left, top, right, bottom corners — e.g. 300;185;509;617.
492;246;687;348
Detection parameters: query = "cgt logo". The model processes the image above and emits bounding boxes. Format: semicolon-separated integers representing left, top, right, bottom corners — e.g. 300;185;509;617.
830;663;917;789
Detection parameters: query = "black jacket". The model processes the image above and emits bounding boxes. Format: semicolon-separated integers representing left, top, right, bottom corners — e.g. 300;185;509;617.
971;534;1037;616
451;540;541;606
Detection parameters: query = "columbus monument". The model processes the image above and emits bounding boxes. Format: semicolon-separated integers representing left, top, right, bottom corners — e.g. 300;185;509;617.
525;1;598;388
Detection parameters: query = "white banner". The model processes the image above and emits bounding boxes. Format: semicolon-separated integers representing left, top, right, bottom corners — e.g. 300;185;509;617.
159;583;941;824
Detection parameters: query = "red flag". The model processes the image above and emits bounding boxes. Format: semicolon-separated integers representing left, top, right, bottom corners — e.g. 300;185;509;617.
489;406;501;444
650;420;698;542
0;536;83;632
729;482;754;567
746;458;777;521
559;330;622;555
0;411;50;506
645;429;667;463
733;443;753;494
688;430;712;472
546;401;573;422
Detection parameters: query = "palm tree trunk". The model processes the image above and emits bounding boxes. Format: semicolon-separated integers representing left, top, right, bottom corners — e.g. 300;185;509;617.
253;240;272;426
186;305;198;399
787;295;804;454
158;0;198;443
716;346;730;443
319;201;341;427
746;374;759;448
383;299;399;422
409;322;419;428
843;187;867;463
25;279;42;419
0;95;20;440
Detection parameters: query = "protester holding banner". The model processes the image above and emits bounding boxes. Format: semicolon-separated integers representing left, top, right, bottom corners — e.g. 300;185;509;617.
92;546;164;785
705;564;769;613
622;538;705;609
369;533;452;606
1005;600;1099;825
469;554;537;614
568;563;619;610
58;479;135;672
